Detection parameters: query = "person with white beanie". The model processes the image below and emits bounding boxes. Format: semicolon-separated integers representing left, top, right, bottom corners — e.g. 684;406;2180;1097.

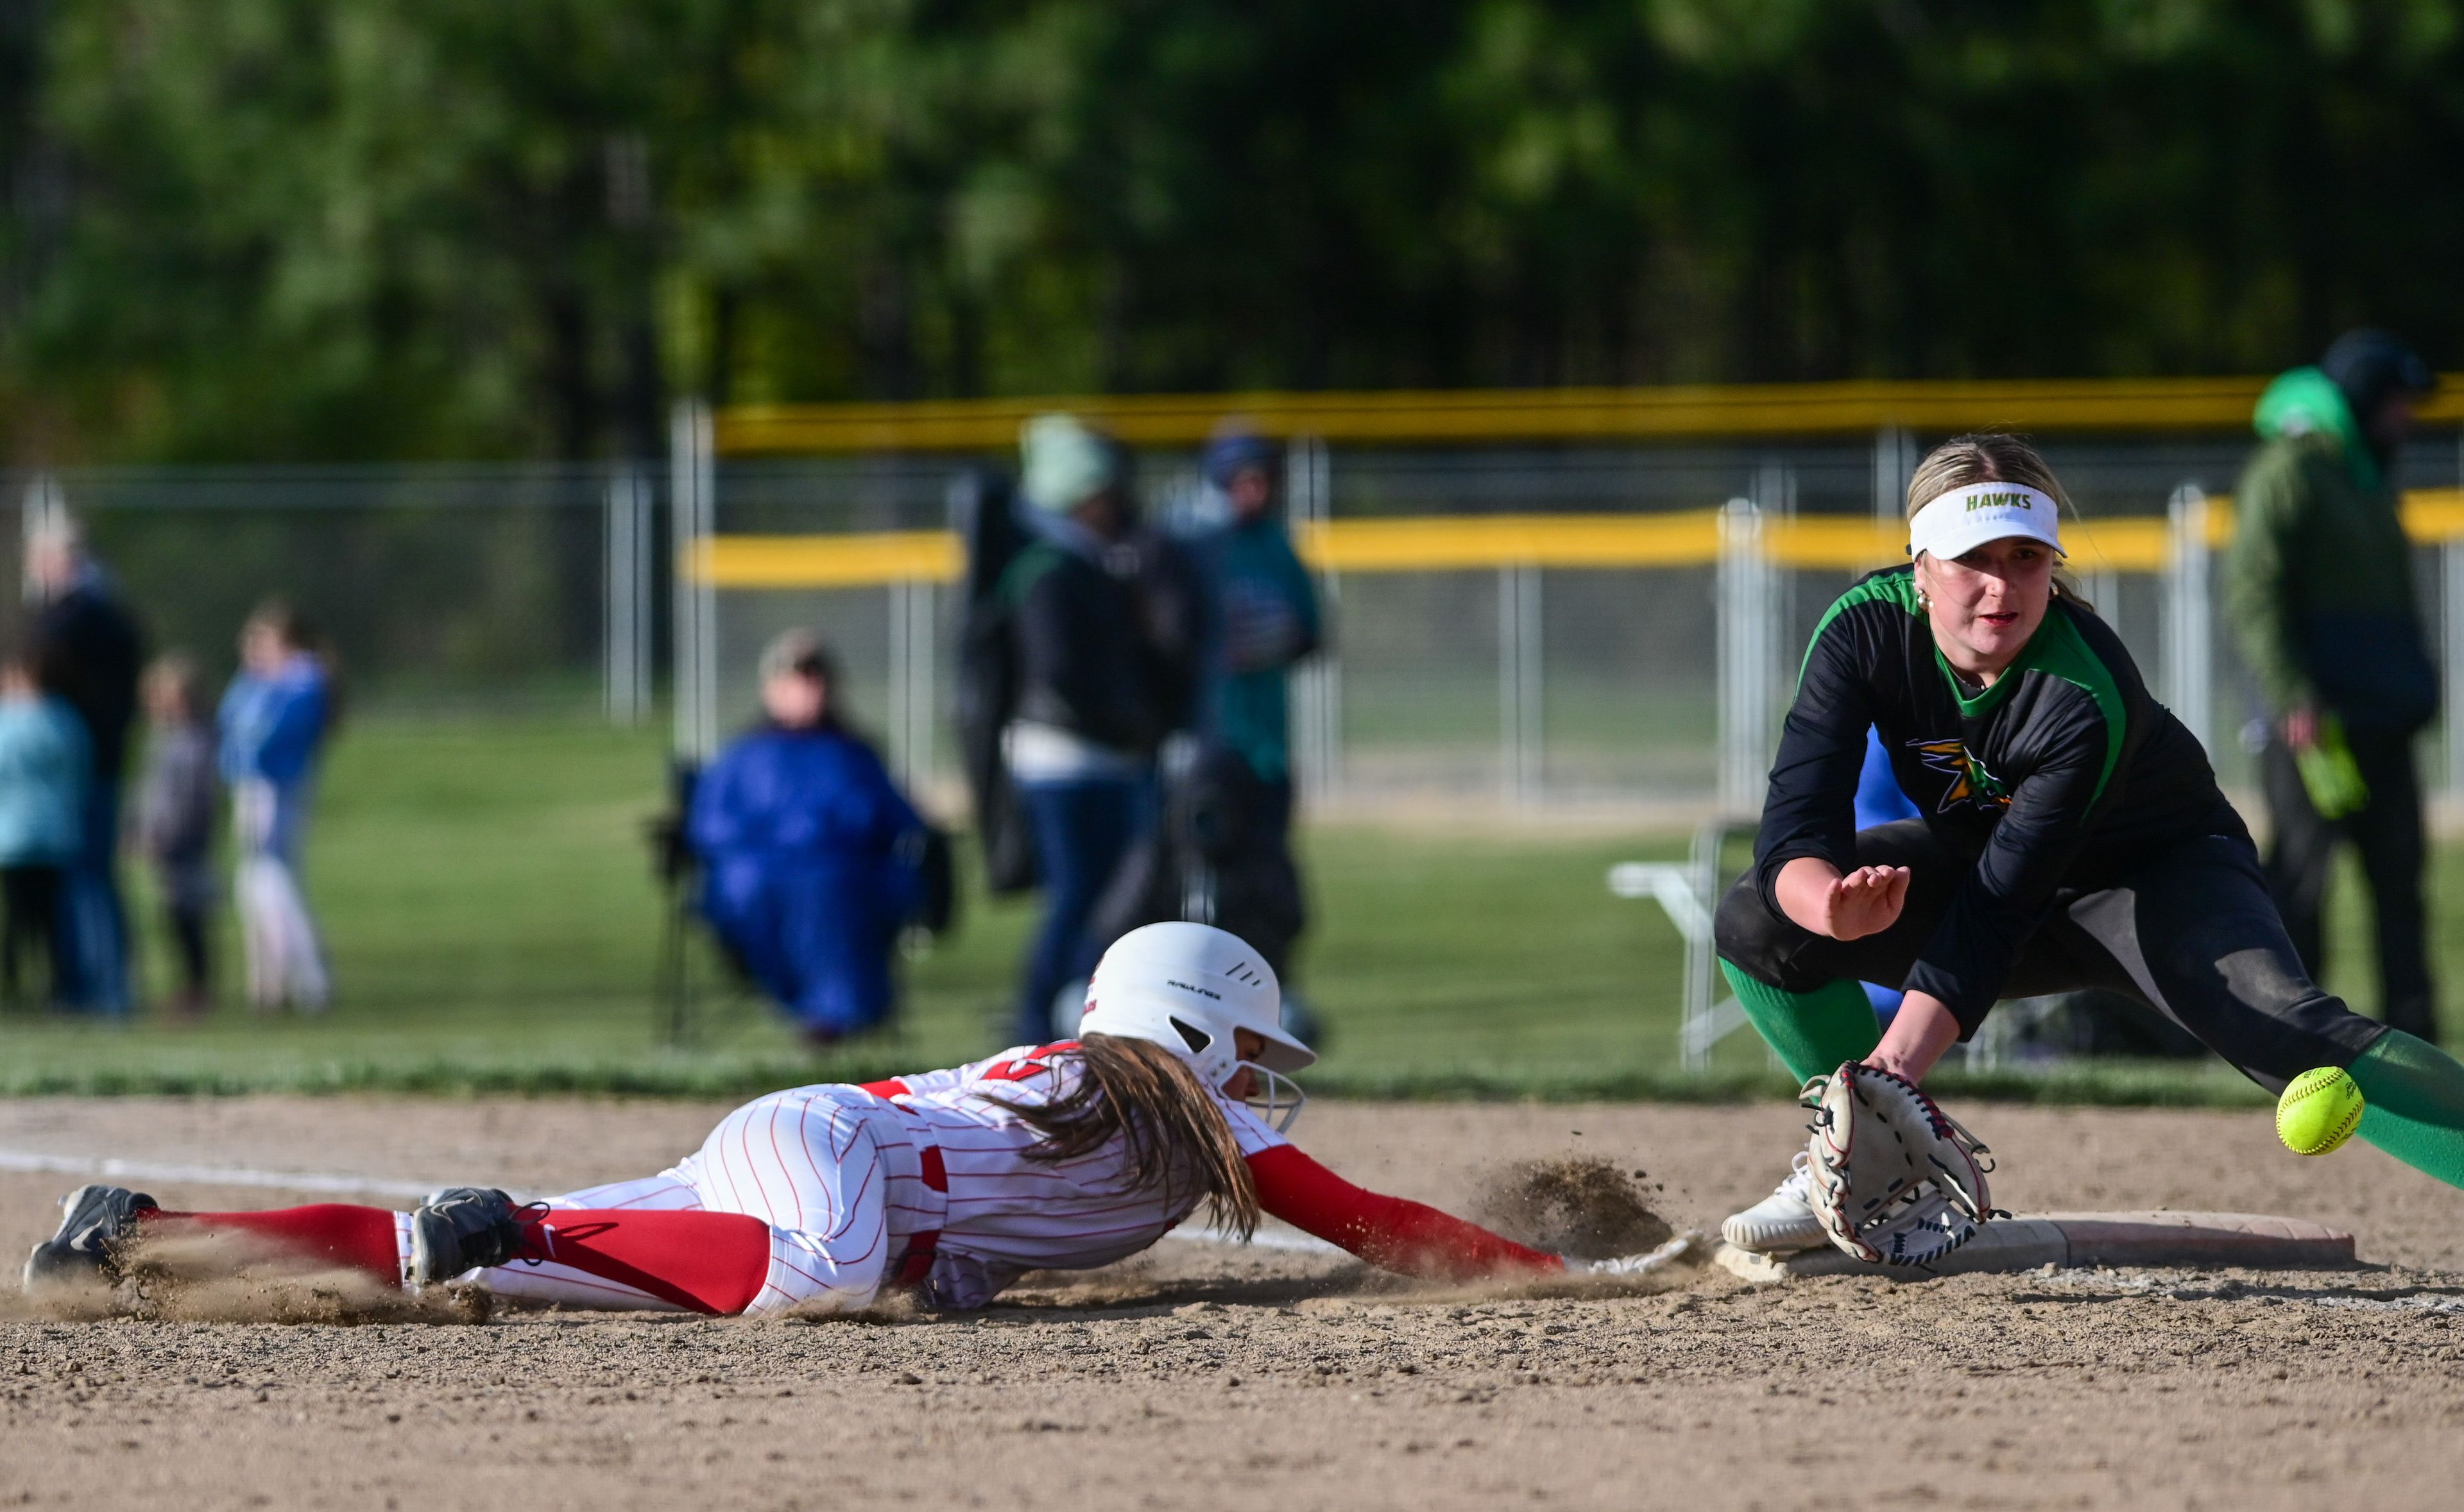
995;415;1176;1042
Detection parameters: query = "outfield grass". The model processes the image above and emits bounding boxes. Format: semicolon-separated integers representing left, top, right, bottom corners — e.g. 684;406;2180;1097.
0;715;2436;1104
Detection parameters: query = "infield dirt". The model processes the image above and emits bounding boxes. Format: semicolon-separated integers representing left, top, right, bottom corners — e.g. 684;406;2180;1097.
5;1094;2464;1511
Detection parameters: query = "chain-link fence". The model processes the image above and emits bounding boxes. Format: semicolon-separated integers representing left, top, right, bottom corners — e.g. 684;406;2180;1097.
2;464;654;719
687;428;2464;815
13;423;2464;821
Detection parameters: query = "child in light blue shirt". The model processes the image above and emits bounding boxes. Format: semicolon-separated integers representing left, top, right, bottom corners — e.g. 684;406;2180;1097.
0;647;89;1005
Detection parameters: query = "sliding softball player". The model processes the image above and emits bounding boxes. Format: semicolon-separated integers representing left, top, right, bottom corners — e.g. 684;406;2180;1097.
1717;432;2464;1260
28;923;1578;1312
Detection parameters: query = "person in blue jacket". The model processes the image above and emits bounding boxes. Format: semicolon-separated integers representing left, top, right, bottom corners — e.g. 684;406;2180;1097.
688;629;927;1047
218;600;336;1014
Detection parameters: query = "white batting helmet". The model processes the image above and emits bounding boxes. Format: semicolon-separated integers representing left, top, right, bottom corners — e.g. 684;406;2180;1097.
1077;922;1316;1130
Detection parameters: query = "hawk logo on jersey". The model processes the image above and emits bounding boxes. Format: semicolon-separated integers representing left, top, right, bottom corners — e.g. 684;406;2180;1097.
1908;737;2010;813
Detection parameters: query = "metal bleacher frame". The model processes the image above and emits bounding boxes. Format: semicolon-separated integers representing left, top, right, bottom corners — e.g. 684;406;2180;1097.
1607;817;1762;1073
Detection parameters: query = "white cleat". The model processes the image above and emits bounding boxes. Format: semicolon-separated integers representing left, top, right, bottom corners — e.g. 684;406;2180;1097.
1720;1151;1826;1254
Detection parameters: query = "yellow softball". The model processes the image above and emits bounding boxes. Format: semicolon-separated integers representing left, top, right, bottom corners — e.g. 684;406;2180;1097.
2277;1067;2365;1156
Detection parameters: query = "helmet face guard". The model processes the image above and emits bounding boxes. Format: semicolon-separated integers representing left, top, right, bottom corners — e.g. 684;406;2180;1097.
1243;1064;1306;1134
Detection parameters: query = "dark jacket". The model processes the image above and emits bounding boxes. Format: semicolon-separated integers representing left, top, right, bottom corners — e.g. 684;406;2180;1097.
1122;525;1210;740
32;573;144;785
998;538;1174;756
2223;374;2436;735
952;472;1038;894
136;722;219;865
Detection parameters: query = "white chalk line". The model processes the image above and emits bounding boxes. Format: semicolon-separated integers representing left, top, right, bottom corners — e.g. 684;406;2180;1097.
0;1146;1338;1253
0;1148;439;1200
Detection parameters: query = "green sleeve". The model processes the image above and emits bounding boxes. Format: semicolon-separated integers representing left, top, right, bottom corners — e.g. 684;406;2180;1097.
2221;442;2316;716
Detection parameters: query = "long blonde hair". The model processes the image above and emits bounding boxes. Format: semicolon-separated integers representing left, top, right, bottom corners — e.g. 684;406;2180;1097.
1905;433;2093;613
989;1033;1263;1239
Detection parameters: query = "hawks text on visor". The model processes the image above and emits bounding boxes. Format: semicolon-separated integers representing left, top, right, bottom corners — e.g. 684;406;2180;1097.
1905;482;2064;561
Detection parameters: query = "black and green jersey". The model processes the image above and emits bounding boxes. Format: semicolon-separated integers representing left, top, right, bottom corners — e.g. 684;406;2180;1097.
1754;565;2239;1021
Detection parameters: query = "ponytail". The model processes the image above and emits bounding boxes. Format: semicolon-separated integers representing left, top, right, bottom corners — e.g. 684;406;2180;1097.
991;1034;1262;1239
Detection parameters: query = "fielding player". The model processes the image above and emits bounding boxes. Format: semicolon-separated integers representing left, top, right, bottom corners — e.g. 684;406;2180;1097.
1717;433;2464;1255
26;923;1572;1312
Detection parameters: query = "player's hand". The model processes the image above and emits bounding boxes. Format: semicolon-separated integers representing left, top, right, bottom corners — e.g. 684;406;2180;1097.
1819;865;1908;941
1775;858;1908;941
1575;1250;1673;1276
2282;704;2319;752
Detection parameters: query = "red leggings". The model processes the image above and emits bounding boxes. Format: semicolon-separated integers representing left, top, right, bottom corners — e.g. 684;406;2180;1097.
148;1204;772;1316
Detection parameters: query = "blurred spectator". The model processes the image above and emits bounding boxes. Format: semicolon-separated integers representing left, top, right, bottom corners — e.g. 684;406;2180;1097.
1179;423;1321;979
24;513;143;1015
2224;329;2441;1039
998;414;1172;1041
218;601;335;1014
687;629;931;1046
952;470;1039;896
0;647;88;1008
134;653;221;1015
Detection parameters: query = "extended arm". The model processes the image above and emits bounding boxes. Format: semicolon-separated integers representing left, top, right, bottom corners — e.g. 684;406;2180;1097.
1246;1145;1562;1280
1752;606;1881;917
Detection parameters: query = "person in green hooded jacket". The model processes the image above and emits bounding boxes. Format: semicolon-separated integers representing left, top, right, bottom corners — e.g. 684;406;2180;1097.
2223;330;2440;1040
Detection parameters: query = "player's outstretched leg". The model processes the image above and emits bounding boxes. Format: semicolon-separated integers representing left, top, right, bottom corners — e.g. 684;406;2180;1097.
419;1188;775;1313
2347;1031;2464;1187
21;1185;799;1317
21;1187;400;1292
2079;833;2464;1192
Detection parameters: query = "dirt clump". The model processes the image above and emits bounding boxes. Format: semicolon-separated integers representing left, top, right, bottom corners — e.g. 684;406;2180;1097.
1474;1155;1675;1261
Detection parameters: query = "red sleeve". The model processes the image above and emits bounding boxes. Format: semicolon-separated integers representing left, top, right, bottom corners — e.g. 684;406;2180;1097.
1245;1145;1564;1280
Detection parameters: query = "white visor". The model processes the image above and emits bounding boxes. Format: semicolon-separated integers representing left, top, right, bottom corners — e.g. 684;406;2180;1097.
1906;483;2064;562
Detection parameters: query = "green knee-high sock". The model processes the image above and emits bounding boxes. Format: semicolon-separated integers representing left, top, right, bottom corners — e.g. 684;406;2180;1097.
2350;1032;2464;1190
1718;962;1883;1085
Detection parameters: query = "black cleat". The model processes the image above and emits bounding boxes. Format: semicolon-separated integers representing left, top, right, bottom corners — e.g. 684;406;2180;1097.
23;1184;159;1290
408;1187;534;1286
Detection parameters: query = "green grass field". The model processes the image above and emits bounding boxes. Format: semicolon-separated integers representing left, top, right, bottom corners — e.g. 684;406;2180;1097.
0;715;2438;1105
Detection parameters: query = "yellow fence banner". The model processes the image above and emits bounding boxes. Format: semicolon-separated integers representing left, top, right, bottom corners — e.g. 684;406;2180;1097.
1292;513;1724;572
691;531;964;588
683;489;2464;588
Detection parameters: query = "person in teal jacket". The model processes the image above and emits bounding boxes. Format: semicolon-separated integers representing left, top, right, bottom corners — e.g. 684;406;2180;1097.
1189;424;1322;980
2223;330;2441;1039
0;647;89;1006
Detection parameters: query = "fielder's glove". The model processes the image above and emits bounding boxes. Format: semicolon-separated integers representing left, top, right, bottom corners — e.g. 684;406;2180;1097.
1805;1062;1998;1266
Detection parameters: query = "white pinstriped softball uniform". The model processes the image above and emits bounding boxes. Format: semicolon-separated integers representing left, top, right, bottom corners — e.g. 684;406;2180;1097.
477;1044;1285;1316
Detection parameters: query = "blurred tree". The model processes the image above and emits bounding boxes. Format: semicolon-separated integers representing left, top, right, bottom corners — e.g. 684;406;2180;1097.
0;0;2458;463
